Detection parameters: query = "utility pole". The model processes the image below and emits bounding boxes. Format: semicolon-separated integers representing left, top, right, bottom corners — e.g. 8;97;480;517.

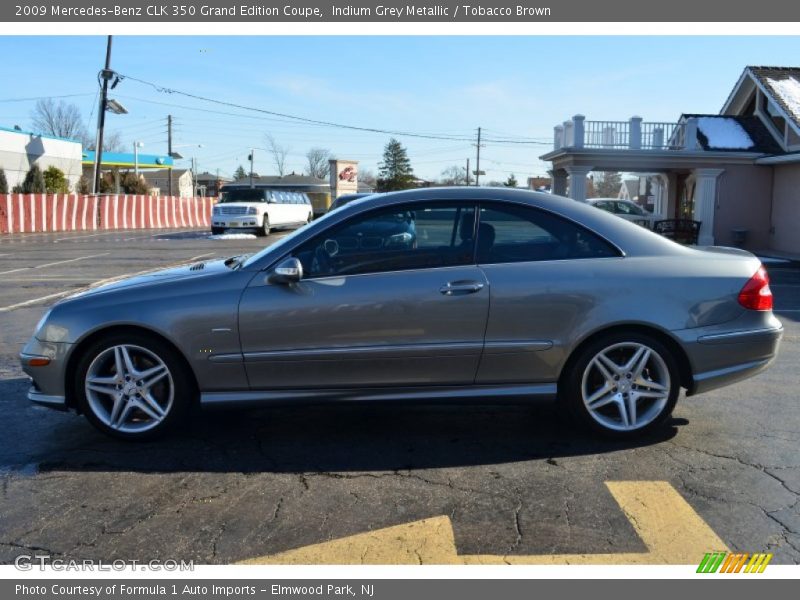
475;127;482;186
465;158;470;186
167;115;173;196
249;149;255;188
92;35;113;194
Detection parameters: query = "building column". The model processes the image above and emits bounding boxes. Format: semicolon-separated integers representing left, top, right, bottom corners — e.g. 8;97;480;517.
665;172;679;219
551;169;568;196
652;173;668;218
693;168;724;246
565;166;593;201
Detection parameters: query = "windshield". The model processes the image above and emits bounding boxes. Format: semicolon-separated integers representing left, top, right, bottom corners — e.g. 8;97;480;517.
620;202;646;216
219;189;267;203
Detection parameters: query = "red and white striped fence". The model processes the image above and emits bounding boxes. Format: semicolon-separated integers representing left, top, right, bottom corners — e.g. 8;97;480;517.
0;194;216;234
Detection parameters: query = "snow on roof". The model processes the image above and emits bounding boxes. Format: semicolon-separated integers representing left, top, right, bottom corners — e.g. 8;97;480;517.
765;76;800;122
696;117;754;150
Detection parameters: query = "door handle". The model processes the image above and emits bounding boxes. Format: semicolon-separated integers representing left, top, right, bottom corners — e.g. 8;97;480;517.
439;280;485;295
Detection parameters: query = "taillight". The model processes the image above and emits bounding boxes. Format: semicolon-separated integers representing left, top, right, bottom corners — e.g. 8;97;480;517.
738;266;773;311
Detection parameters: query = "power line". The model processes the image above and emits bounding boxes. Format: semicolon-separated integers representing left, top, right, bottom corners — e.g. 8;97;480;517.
0;92;95;103
117;73;479;142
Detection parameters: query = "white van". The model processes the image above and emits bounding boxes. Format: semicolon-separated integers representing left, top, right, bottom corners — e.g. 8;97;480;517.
211;187;314;236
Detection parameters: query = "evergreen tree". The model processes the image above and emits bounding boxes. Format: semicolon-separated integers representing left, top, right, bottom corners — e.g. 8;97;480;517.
43;166;69;193
504;173;518;187
21;164;46;193
233;165;247;181
377;138;415;192
0;169;7;194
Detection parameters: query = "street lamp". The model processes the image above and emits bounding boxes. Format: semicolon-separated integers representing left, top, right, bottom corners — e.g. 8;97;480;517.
133;141;144;176
106;99;128;115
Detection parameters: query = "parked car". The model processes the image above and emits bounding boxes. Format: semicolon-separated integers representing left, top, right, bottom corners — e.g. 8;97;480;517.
21;187;781;441
587;198;655;229
328;192;378;212
211;187;313;236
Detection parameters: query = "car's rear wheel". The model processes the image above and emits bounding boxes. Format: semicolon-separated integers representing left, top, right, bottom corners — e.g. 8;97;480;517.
563;333;679;438
258;215;270;237
74;333;193;440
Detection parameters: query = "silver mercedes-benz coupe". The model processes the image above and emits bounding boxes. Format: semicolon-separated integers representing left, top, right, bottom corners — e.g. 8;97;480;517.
20;187;782;440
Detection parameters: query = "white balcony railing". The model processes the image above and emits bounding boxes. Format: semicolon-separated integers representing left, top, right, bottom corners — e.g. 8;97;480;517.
553;116;696;151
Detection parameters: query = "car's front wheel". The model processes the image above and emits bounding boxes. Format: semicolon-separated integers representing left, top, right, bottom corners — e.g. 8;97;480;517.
211;226;224;235
74;333;193;440
563;332;679;438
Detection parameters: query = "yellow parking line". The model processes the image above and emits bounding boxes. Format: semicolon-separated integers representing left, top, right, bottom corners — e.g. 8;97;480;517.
239;481;728;565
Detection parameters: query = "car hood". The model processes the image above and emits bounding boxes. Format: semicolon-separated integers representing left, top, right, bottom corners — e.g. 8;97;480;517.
66;258;234;300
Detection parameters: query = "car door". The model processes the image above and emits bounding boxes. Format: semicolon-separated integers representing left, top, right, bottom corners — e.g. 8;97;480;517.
473;202;622;384
238;201;490;389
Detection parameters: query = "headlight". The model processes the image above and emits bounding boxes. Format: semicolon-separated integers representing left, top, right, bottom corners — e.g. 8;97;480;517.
247;207;258;215
33;309;52;337
387;232;414;246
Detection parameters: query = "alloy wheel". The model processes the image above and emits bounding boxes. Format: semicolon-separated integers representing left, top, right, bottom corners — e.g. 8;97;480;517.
84;344;174;434
580;341;671;432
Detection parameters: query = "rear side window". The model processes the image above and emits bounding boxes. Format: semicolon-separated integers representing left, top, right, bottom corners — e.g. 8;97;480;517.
477;204;620;264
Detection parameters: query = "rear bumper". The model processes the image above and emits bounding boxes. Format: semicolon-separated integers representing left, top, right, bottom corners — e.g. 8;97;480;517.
680;320;783;396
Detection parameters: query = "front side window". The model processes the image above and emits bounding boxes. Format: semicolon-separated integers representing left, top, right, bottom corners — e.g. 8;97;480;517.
294;203;477;278
476;204;620;263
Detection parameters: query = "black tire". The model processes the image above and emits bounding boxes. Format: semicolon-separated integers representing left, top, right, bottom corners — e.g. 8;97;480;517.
74;332;195;441
211;226;224;235
561;332;680;439
257;215;270;237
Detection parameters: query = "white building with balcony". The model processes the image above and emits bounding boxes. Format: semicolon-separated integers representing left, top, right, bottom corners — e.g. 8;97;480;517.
540;66;800;255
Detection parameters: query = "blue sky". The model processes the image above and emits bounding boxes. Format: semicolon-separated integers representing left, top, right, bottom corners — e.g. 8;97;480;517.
2;36;800;182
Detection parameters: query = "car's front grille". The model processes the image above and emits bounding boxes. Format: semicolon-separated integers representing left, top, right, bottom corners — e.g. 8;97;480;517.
218;206;248;215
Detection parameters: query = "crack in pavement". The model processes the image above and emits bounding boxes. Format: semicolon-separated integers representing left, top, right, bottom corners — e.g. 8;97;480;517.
666;441;800;500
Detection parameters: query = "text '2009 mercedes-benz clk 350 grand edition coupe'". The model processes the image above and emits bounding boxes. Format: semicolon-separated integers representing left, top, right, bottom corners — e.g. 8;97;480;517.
21;187;782;440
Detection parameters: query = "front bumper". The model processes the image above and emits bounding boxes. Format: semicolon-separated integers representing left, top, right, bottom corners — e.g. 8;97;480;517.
211;214;260;229
20;338;73;410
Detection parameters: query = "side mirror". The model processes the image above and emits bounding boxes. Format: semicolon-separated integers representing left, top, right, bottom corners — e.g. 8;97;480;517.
268;257;303;284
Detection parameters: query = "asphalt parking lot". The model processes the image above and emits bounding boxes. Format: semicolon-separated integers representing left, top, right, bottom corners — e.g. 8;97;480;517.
0;228;799;565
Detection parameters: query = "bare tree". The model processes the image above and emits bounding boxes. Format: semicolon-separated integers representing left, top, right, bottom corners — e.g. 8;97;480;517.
101;131;125;153
31;99;87;141
265;134;291;176
439;165;468;186
305;147;332;179
84;130;125;153
592;171;622;198
359;168;377;189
